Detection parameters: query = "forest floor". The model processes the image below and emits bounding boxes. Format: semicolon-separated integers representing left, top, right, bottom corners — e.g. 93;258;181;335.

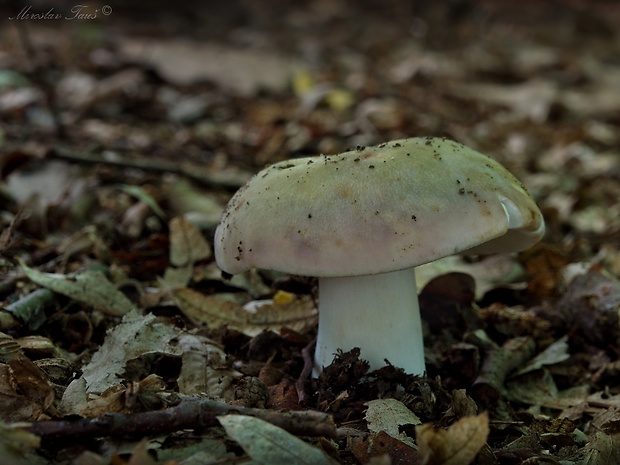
1;1;620;464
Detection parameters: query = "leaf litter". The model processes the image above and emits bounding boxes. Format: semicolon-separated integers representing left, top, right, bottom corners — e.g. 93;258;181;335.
1;1;620;464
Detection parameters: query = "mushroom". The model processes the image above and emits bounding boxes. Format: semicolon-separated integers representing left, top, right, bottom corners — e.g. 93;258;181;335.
214;137;545;375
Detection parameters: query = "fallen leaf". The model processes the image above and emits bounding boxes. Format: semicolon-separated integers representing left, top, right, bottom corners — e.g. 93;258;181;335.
156;437;232;464
365;398;421;447
19;260;136;317
416;412;489;465
8;358;54;411
176;333;241;401
173;288;317;336
121;185;166;220
582;432;620;465
164;178;226;229
120;38;300;96
513;336;570;376
76;310;183;395
168;216;212;267
218;414;339;465
353;430;420;465
447;79;558;122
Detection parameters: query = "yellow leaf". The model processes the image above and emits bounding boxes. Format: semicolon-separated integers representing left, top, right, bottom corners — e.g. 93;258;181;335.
292;69;316;96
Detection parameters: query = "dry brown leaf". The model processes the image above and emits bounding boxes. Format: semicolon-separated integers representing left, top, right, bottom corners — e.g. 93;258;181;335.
416;412;489;465
169;216;212;267
8;358;54;411
0;364;44;422
173;288;317;336
353;430;420;465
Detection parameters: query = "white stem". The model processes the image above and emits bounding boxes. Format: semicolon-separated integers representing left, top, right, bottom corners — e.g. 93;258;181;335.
314;268;425;376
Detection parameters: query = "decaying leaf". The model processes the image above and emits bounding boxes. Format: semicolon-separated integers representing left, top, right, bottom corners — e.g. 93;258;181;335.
0;363;47;422
582;432;620;465
218;414;339;465
416;412;489;465
173;288;317;336
365;398;421;447
168;216;212;267
162;216;213;288
176;333;241;401
513;336;570;376
19;260;136;317
156;436;233;464
8;358;54;411
75;310;183;395
352;430;420;465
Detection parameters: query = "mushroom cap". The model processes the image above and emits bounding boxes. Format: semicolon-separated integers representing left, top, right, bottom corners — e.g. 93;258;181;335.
215;137;545;277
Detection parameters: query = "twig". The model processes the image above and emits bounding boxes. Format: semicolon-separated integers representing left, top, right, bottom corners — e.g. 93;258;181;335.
23;397;337;442
50;146;246;190
296;337;316;405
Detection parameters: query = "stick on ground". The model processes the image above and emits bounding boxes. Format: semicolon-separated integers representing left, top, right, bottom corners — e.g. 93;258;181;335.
23;397;337;442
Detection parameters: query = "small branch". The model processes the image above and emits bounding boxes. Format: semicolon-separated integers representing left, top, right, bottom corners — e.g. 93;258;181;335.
23;397;337;442
50;146;245;190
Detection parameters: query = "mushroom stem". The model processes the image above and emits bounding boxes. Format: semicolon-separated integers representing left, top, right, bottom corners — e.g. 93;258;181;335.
314;268;425;376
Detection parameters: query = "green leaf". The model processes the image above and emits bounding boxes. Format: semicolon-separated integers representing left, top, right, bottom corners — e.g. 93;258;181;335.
19;260;136;316
121;185;166;219
218;415;338;465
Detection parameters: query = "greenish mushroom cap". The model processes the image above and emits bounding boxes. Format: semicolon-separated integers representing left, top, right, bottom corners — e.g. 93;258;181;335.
215;137;544;277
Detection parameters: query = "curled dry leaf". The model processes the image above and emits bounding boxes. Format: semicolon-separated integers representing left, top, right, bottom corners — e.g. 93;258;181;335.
416;412;490;465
